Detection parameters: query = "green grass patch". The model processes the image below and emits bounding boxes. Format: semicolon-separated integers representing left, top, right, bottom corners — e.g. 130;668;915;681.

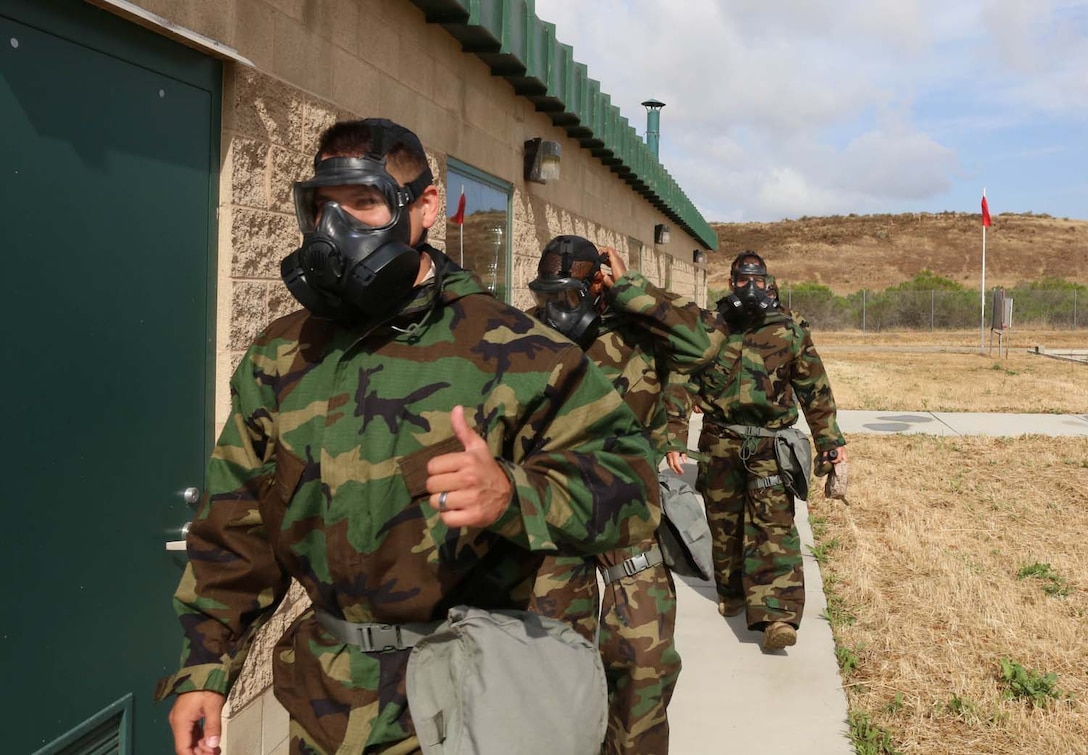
836;644;862;678
848;710;901;755
1016;562;1072;597
883;693;904;715
998;658;1071;708
809;536;840;565
822;593;857;629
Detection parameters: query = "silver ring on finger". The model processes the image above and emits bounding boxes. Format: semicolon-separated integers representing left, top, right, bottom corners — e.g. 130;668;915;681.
438;491;449;511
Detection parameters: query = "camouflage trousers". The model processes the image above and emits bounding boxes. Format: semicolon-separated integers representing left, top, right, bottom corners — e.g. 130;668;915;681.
696;430;805;630
289;721;420;754
531;540;681;755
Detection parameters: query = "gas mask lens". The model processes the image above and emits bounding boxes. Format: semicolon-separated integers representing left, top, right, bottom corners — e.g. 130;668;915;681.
295;183;397;234
292;155;407;234
530;283;585;311
733;273;766;290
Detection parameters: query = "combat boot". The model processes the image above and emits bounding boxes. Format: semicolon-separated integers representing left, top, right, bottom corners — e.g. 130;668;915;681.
761;621;797;651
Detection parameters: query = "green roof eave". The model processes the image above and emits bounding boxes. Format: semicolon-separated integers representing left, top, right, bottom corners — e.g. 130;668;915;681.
408;0;718;251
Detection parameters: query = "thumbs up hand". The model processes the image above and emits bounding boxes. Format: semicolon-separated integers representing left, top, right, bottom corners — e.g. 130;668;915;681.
426;405;513;528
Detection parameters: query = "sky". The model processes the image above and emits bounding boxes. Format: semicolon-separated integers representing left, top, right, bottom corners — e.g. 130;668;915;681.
532;0;1088;223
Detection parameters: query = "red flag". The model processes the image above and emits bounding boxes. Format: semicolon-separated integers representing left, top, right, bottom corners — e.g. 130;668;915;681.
450;187;466;226
981;194;992;227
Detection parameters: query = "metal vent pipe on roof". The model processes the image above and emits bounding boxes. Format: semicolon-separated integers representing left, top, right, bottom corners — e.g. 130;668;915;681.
641;99;665;159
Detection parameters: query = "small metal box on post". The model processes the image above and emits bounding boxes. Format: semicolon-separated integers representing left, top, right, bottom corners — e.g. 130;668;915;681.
989;288;1013;357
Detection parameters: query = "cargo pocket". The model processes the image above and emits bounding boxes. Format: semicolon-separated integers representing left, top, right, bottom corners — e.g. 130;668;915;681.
260;446;306;539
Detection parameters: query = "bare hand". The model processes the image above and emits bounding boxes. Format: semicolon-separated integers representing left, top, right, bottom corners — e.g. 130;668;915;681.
665;451;688;475
169;691;225;755
598;247;626;288
426;405;513;528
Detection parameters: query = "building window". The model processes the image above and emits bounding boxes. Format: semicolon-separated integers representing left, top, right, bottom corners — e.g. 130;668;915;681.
447;160;512;303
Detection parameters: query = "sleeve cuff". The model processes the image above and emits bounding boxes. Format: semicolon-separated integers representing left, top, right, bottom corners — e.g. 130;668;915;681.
486;460;531;546
153;663;231;703
814;438;846;453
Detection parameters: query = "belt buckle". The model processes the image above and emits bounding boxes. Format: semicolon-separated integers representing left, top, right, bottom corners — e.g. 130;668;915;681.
363;624;403;652
624;552;650;576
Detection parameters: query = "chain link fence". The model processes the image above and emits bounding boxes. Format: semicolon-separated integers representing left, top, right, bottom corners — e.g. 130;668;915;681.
778;288;1085;331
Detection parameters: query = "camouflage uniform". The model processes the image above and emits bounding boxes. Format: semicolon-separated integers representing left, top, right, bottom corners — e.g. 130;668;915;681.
668;305;844;631
531;272;721;755
155;249;659;754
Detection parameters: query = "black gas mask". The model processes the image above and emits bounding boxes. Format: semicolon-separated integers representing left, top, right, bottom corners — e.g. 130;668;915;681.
528;239;604;348
280;152;433;322
718;255;777;319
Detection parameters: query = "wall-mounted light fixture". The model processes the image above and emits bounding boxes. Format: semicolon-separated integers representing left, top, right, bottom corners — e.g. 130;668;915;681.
654;223;671;245
524;138;561;184
693;249;707;265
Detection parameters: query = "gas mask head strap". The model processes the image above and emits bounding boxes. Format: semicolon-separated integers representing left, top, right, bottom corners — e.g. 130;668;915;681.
730;251;768;284
313;119;435;205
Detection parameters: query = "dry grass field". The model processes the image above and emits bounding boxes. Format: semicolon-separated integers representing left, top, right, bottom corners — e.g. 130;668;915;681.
810;436;1088;754
803;329;1087;754
816;329;1088;414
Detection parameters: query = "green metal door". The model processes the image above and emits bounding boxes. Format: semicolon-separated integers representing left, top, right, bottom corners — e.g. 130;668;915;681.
0;1;219;752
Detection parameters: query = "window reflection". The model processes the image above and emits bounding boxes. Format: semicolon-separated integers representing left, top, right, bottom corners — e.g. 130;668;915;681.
447;166;511;303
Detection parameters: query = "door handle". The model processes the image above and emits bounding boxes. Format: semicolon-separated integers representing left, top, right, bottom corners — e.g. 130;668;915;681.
165;522;191;552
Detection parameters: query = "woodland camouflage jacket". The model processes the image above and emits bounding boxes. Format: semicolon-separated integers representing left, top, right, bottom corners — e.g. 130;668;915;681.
667;306;845;453
593;272;728;457
156;249;658;751
528;271;725;459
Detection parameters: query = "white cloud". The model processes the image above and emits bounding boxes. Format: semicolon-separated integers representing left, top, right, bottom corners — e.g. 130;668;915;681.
534;0;1088;221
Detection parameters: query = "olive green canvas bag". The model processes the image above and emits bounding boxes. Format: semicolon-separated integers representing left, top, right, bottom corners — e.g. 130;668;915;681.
406;605;608;754
773;427;814;500
657;472;714;581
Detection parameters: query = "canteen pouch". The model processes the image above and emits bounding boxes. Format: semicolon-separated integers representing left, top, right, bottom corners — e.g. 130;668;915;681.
656;473;714;581
406;606;608;754
773;428;813;500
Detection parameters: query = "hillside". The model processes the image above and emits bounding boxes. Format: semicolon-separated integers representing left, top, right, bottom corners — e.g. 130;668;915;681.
707;212;1088;295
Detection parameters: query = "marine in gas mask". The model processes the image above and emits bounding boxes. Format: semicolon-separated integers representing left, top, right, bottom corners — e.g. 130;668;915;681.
716;251;779;320
527;235;606;348
527;234;733;755
280;118;441;322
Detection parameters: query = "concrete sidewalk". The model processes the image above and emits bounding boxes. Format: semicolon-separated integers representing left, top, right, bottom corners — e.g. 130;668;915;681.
664;409;1088;754
667;466;851;755
814;410;1088;437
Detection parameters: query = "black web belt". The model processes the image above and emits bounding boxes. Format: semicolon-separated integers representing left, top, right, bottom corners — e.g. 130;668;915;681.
600;544;664;585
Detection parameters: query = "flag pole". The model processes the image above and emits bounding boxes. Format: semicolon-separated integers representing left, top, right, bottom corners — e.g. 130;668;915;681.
979;188;987;354
458;186;465;266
